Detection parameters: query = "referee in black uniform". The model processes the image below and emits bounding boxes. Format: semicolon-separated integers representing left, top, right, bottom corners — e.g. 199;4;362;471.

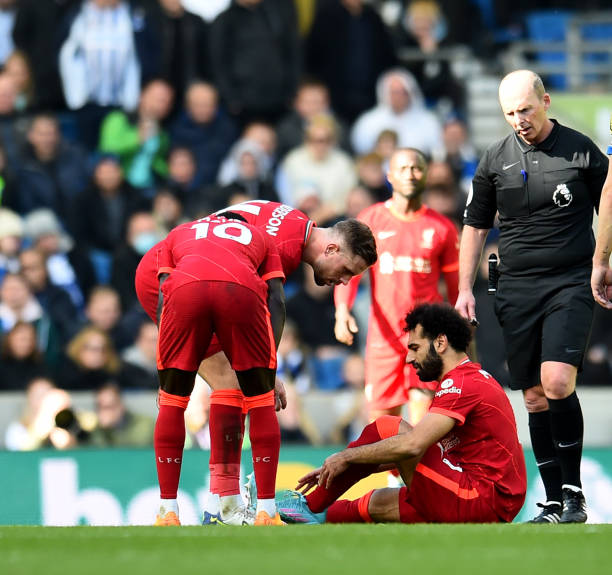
456;70;608;523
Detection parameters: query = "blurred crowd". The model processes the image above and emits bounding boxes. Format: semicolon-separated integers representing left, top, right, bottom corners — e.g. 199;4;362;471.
0;0;610;450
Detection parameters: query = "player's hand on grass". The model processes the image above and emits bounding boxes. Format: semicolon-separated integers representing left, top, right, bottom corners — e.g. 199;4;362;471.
274;377;287;411
318;451;350;489
296;468;322;493
334;306;358;346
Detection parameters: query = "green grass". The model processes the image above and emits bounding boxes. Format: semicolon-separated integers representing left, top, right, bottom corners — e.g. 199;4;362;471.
1;524;610;575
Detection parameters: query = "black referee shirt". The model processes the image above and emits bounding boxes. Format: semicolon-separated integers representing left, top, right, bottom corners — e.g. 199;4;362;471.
465;120;609;276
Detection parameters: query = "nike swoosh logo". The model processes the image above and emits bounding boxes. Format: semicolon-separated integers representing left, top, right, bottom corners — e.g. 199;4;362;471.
565;348;581;354
378;231;397;240
536;459;556;467
502;161;520;170
557;441;580;449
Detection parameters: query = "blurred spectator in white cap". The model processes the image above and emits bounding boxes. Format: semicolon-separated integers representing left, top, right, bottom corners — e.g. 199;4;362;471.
351;69;444;159
23;208;96;308
0;207;23;283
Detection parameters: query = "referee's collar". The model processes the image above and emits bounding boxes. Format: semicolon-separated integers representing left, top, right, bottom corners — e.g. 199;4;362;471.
514;119;560;153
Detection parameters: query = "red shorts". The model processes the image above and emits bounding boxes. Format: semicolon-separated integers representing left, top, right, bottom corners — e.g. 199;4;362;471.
135;252;225;359
365;340;436;411
157;280;276;373
397;446;508;523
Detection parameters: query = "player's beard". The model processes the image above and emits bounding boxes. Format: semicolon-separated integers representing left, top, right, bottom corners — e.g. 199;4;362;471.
396;184;425;200
413;342;443;382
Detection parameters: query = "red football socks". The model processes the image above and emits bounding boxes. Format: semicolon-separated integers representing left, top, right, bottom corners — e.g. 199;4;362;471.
306;417;400;513
208;390;245;496
155;390;190;499
244;391;279;500
326;490;375;523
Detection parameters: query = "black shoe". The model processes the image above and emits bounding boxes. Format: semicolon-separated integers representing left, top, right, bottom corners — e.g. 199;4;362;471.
559;488;587;523
526;501;562;523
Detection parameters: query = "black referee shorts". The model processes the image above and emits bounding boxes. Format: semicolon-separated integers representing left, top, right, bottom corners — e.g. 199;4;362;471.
494;270;594;391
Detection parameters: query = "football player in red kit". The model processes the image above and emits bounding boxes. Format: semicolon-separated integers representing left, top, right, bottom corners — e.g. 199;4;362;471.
335;148;459;427
145;214;286;526
276;303;527;525
135;202;377;525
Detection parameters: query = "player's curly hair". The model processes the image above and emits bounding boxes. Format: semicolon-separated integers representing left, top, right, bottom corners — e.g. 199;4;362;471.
332;219;378;266
404;303;472;352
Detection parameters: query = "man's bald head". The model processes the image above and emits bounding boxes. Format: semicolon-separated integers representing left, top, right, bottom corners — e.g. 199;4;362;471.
498;69;552;145
499;70;545;102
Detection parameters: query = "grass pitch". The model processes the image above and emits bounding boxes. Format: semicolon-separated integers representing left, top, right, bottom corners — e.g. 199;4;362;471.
2;524;609;575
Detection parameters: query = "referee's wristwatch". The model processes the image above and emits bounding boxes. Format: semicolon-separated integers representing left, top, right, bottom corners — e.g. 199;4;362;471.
608;113;612;155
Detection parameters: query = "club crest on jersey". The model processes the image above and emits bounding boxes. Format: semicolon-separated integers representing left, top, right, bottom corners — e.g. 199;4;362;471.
420;228;435;249
552;183;572;208
441;378;454;389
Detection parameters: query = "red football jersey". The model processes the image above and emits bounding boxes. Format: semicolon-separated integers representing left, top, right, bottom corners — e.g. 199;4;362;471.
427;359;527;521
217;200;315;278
335;201;459;347
158;216;284;302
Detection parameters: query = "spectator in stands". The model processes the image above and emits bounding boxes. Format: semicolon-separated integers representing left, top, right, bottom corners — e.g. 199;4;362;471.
373;128;398;173
391;0;465;116
19;247;82;345
305;0;397;123
442;117;478;196
88;381;155;446
278;114;357;219
165;146;200;207
276;79;349;161
210;139;280;212
209;0;300;125
344;185;376;219
110;211;162;312
136;0;211;105
59;0;142;149
12;0;76;110
287;264;350;391
3;50;35;113
0;272;61;368
72;154;149;284
355;152;390;202
84;285;133;352
14;114;89;230
151;186;188;236
351;69;444;159
4;377;60;450
0;207;23;284
120;319;159;389
0;74;25;174
23;209;96;308
98;79;174;193
170;81;238;186
277;319;313;395
423;160;463;228
58;325;126;391
0;1;17;68
0;320;49;391
217;121;277;186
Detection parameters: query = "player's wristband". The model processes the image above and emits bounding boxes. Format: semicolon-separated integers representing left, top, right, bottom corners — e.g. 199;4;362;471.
607;145;612;155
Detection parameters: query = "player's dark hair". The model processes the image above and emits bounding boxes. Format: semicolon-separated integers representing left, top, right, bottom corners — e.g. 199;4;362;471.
217;211;248;223
404;303;472;352
332;219;377;266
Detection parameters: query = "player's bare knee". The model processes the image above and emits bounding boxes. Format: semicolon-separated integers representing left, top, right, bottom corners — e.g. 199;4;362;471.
368;488;401;522
236;367;275;397
158;368;196;397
